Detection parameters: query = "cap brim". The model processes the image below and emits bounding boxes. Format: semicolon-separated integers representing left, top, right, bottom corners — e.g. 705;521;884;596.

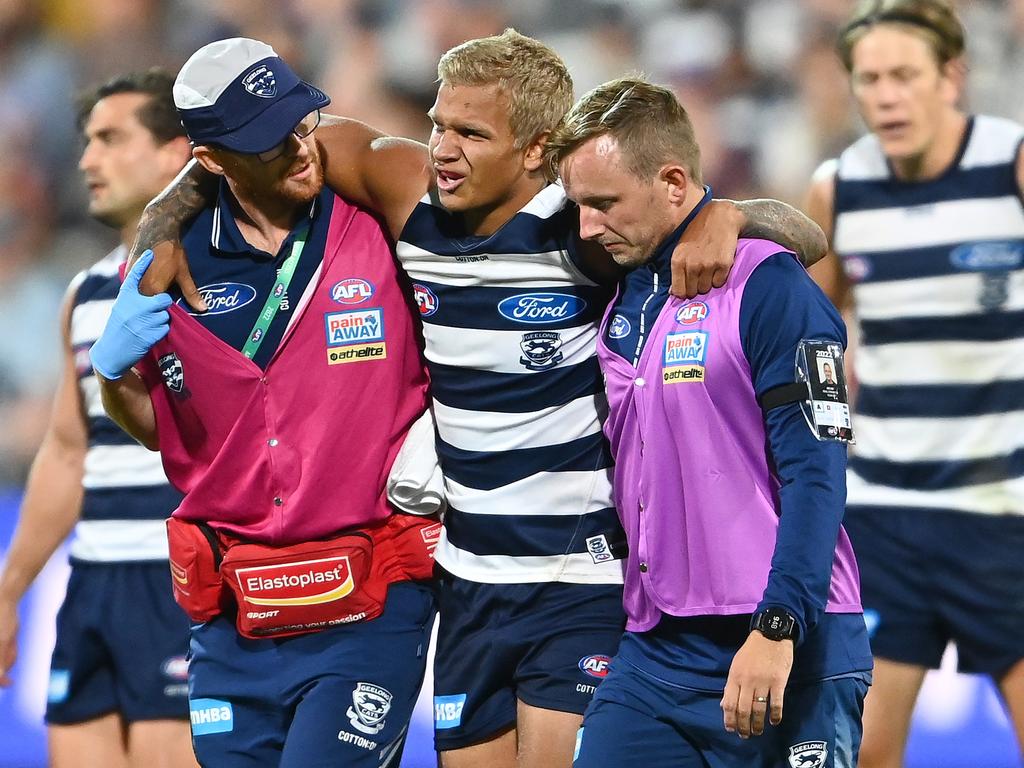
213;81;331;154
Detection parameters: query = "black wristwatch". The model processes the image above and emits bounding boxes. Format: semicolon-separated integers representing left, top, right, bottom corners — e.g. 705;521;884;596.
751;607;798;642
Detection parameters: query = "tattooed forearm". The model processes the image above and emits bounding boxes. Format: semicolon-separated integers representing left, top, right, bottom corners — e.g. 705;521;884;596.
731;199;828;268
129;160;217;261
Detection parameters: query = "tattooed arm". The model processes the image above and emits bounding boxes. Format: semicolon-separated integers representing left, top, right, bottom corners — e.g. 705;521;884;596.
668;198;828;299
733;199;828;268
131;159;217;310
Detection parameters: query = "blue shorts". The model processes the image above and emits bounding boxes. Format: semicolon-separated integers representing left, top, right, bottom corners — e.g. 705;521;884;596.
432;571;625;751
188;581;435;768
844;505;1024;677
45;560;191;725
574;653;868;768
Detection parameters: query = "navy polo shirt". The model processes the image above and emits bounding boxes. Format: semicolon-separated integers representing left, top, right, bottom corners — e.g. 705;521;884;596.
177;180;335;369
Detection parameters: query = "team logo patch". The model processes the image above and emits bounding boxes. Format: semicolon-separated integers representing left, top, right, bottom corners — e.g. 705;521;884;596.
347;682;393;735
497;293;587;324
158;353;185;393
182;282;257;316
585;534;614;563
519;331;563;371
608;314;631;339
331;278;375;304
242;65;277;98
161;655;189;681
578;654;612;679
662;331;708;384
950;241;1024;271
190;698;234;735
434;693;467;730
47;669;70;704
413;283;439;317
788;740;828;768
236;556;356;607
324;308;387;365
675;301;709;325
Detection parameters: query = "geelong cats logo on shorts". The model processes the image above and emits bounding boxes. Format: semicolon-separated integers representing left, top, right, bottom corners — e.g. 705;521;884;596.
347;682;393;735
788;740;828;768
158;353;185;393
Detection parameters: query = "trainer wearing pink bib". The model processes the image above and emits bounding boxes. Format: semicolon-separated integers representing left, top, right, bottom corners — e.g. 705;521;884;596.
91;38;438;768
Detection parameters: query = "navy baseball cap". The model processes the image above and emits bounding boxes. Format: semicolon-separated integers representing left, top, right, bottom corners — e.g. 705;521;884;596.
174;38;330;154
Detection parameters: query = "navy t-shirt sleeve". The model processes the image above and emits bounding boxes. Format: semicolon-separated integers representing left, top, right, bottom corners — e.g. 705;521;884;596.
739;251;849;643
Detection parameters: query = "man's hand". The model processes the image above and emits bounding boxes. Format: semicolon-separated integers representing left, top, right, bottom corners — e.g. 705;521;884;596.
0;597;18;687
129;239;206;313
89;251;173;380
670;200;739;298
721;631;794;738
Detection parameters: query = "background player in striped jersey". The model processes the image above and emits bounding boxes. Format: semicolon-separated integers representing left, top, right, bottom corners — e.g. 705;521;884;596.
806;2;1024;765
132;30;828;768
0;71;195;768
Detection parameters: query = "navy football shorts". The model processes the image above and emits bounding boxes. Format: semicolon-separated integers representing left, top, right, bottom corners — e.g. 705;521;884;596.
432;570;625;751
844;505;1024;677
574;641;868;768
45;560;191;725
188;581;435;768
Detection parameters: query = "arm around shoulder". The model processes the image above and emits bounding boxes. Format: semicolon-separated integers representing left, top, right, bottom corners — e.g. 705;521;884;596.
316;115;433;239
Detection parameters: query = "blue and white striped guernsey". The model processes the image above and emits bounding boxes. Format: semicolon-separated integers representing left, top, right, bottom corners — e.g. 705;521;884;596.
396;183;625;584
68;246;182;561
831;115;1024;517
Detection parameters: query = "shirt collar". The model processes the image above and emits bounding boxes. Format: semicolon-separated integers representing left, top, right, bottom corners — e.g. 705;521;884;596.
210;178;319;260
646;186;713;281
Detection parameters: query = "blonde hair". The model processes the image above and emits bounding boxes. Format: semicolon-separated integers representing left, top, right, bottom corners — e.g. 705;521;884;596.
837;0;965;71
437;28;573;150
544;77;702;185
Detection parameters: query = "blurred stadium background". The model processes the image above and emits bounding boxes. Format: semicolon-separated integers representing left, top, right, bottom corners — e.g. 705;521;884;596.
0;0;1021;764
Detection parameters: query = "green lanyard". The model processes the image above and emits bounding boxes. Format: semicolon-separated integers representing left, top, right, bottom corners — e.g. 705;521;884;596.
241;224;310;360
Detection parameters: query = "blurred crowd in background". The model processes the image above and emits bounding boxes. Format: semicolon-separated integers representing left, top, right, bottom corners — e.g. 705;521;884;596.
1;0;1022;485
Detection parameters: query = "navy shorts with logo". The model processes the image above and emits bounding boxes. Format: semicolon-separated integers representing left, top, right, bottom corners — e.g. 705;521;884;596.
574;651;868;768
188;581;435;768
45;560;191;725
432;570;625;751
844;505;1024;677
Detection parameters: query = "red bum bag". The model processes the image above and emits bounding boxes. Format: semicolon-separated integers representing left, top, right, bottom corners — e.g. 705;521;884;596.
166;514;441;639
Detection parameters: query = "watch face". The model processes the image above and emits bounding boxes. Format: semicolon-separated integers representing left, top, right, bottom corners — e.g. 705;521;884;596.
757;608;795;640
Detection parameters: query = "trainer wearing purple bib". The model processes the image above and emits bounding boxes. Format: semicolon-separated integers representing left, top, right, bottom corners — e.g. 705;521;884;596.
548;79;872;768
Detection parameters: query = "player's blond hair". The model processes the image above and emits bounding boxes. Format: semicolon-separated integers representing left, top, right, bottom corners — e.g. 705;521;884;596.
837;0;965;71
437;28;573;150
544;77;702;185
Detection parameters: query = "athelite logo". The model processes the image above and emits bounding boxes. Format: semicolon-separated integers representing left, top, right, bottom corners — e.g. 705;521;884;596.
324;308;387;365
578;654;612;679
331;278;375;304
235;556;356;607
497;293;587;324
662;331;708;384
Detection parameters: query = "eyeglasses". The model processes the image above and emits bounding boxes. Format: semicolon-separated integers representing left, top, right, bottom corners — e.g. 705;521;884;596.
256;109;321;163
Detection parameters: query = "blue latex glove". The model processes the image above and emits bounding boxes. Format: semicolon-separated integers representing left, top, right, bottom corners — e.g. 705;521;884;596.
89;250;173;380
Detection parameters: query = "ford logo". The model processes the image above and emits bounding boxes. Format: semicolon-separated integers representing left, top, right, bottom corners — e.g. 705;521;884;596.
950;242;1024;272
497;293;587;324
185;282;258;315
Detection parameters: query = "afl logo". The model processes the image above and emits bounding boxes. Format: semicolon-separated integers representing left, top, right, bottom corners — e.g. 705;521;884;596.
331;278;375;304
413;283;439;317
578;654;612;679
675;301;709;325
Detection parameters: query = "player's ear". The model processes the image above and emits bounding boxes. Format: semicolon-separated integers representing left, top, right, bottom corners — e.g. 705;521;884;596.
193;145;227;177
523;132;548;174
